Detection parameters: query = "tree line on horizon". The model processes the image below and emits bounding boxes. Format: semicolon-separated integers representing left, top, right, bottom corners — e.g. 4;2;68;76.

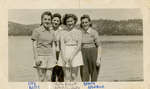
8;19;143;36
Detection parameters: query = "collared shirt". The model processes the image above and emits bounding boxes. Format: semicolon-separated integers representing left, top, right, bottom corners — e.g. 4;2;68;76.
62;27;82;46
81;27;100;48
31;25;55;56
53;26;63;42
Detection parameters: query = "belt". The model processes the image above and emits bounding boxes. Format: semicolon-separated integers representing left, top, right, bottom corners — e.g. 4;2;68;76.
65;44;77;46
81;43;96;48
82;42;95;44
38;42;53;48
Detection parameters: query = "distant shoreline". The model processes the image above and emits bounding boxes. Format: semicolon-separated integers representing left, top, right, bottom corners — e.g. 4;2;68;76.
8;19;143;36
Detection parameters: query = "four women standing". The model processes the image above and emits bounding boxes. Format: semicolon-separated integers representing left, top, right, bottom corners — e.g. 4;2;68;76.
31;11;101;82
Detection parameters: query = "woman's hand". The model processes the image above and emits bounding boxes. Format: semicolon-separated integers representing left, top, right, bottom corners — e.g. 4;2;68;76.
56;46;59;51
68;55;74;67
68;59;72;67
34;55;38;60
96;58;101;67
61;55;67;66
35;59;42;66
63;59;67;66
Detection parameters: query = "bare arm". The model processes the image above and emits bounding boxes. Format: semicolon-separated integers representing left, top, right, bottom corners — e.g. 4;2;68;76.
32;40;38;61
31;28;39;60
97;42;102;60
60;35;66;62
94;31;102;66
52;40;56;57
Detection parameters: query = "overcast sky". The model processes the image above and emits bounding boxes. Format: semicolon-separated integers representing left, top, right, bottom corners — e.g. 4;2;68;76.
8;9;142;25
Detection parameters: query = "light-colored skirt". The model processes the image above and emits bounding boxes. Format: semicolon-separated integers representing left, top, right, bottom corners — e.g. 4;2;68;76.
33;56;57;69
58;45;83;67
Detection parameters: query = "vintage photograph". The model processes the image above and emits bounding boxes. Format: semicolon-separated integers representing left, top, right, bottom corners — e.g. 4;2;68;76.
8;9;143;82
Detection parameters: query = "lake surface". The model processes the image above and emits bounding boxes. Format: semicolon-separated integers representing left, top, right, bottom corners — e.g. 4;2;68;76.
8;36;143;82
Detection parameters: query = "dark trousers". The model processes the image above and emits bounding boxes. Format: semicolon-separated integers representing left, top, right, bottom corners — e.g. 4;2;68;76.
80;47;99;81
51;51;64;82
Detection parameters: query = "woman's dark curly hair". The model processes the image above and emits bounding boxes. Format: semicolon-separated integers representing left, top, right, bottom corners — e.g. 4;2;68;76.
41;11;52;25
62;14;78;25
52;13;62;25
80;14;92;28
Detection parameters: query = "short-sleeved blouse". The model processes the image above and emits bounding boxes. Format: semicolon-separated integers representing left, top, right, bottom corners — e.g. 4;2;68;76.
31;25;55;56
53;26;63;41
81;27;100;48
58;27;83;67
62;28;82;45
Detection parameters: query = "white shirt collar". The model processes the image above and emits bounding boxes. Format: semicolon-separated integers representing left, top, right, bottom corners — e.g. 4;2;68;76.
87;27;92;33
41;25;52;32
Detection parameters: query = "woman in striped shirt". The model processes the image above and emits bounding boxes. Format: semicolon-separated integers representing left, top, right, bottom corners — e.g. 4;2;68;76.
80;14;102;81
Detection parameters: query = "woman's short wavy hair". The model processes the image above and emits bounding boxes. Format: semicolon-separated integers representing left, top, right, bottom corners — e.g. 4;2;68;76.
80;14;92;28
41;11;52;25
62;14;78;25
52;13;62;25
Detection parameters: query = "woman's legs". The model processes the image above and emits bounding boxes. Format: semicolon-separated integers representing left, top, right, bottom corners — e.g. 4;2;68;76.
81;47;99;82
46;69;53;81
80;48;90;81
51;51;60;82
63;67;81;82
37;68;47;82
71;67;81;82
36;68;53;82
51;66;57;82
63;67;72;82
51;51;64;82
80;65;90;81
57;66;64;82
89;47;98;81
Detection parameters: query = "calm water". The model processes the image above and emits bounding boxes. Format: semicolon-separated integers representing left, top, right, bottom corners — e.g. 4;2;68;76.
8;36;143;82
